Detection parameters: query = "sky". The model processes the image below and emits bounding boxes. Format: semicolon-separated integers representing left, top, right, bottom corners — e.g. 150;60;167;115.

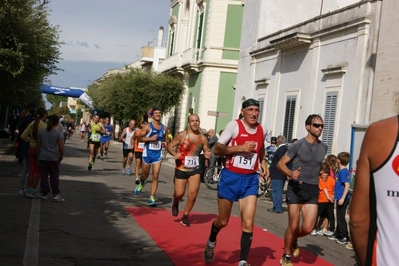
45;0;171;89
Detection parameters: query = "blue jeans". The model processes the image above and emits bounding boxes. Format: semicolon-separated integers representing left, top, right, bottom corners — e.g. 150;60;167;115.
271;178;286;213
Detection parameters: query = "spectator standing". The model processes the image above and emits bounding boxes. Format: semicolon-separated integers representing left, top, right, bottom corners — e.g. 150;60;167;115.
311;163;335;236
329;152;351;244
268;135;289;214
16;109;35;195
37;115;65;202
315;154;338;235
266;136;278;165
20;107;47;199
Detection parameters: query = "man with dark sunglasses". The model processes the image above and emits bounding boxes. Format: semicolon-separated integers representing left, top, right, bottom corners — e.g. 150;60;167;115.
277;114;328;266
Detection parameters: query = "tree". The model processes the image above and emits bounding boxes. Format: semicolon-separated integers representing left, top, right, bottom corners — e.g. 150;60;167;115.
87;68;185;121
0;0;62;108
46;94;68;107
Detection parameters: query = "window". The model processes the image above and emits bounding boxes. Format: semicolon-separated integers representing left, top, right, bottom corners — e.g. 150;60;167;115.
322;92;338;154
283;96;296;142
169;31;175;57
257;97;264;124
196;12;204;49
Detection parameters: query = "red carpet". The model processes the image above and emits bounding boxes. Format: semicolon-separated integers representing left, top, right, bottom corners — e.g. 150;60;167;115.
126;207;333;266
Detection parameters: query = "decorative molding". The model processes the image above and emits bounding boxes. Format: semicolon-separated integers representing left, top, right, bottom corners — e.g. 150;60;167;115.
169;16;177;30
270;32;311;50
169;16;177;26
196;0;204;12
321;66;347;75
254;78;270;85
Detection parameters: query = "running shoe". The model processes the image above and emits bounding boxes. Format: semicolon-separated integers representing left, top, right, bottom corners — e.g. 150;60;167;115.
328;235;338;241
121;170;126;175
135;183;144;194
172;199;179;217
316;229;325;236
100;156;104;161
88;164;92;171
292;240;299;257
97;154;101;159
180;214;190;226
135;178;140;185
238;260;251;266
336;237;348;245
311;229;317;236
345;242;354;250
91;159;95;165
53;194;65;202
41;194;48;201
127;167;132;175
203;240;216;264
323;230;334;237
280;255;293;266
27;193;42;199
18;189;26;196
147;196;156;207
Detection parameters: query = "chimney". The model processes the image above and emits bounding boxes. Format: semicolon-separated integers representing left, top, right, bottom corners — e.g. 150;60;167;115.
157;26;164;47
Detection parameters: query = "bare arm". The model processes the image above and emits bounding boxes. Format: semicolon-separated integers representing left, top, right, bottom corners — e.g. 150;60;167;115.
100;124;106;134
138;124;157;142
214;141;257;156
277;154;300;179
167;131;184;159
258;144;269;177
119;128;127;142
350;130;373;266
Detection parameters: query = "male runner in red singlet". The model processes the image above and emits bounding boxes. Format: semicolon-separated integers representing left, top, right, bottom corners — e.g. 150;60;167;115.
203;99;269;266
350;115;399;266
167;114;211;226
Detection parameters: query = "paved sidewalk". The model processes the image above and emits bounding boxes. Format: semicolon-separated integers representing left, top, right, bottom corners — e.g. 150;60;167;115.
0;136;174;266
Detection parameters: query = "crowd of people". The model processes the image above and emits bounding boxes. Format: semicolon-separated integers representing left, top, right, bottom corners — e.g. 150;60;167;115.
10;101;397;266
14;107;65;202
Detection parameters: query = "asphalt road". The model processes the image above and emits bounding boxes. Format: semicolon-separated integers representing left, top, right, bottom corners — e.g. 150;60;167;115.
0;134;357;265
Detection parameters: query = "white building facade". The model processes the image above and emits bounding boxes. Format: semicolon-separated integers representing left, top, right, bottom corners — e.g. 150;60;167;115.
234;0;383;155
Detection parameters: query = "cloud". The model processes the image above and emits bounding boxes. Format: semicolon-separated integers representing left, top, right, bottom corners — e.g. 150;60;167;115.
78;41;89;48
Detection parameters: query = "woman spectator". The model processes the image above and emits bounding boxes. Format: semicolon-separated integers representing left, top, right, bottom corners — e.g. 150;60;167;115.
21;107;47;198
37;115;65;202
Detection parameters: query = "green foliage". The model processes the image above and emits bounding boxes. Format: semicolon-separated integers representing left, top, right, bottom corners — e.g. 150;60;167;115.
47;105;70;116
87;68;185;121
46;94;68;107
0;0;62;108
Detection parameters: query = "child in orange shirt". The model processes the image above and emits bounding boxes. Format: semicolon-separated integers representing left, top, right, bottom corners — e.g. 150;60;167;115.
311;162;335;236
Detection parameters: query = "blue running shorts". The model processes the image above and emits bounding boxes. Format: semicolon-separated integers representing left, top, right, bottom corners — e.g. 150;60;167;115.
143;155;162;165
217;168;259;202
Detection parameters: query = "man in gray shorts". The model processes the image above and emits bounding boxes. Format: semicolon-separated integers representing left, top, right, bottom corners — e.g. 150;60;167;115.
277;114;328;266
